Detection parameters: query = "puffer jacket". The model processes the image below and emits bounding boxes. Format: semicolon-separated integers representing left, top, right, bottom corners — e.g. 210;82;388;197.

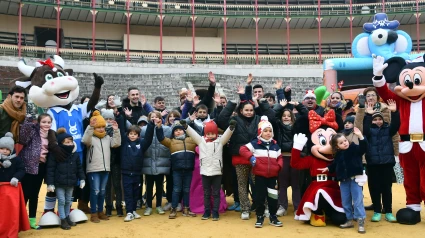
82;126;121;173
46;146;85;187
0;154;25;182
239;138;283;178
141;124;171;175
185;125;234;176
156;126;197;171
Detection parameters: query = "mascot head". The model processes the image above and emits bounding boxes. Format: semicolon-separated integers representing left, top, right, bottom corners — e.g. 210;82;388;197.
382;54;425;103
294;109;339;161
15;55;79;108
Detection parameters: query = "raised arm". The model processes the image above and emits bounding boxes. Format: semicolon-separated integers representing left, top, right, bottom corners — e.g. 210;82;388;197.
216;101;237;130
19;116;35;146
142;122;155;152
86;73;104;112
156;126;171;148
185;125;203;145
81;126;94;147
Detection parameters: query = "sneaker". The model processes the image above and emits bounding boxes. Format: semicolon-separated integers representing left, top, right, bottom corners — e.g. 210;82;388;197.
358;218;366;234
182;207;196;217
255;215;264;228
228;202;240;211
124;213;134;222
269;215;283;227
156;207;165;215
212;211;219;221
339;220;354;228
176;203;182;212
133;211;141;219
202;210;211;220
276;206;287;217
241;211;250;220
169;208;177;219
163;202;172;211
144;207;152;216
371;212;381;222
385;213;397;223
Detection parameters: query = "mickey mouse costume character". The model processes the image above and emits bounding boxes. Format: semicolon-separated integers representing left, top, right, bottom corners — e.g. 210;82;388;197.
291;110;346;227
372;54;425;225
15;55;104;224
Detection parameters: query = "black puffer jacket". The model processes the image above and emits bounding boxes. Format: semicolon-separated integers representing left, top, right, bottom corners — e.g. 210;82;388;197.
46;148;85;187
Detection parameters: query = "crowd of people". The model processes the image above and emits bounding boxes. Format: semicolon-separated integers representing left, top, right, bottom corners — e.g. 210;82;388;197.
0;72;404;234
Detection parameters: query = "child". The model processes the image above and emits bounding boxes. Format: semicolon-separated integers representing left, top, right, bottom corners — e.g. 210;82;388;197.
0;132;25;185
240;116;283;228
156;121;197;219
165;110;181;126
183;119;236;221
318;128;368;234
82;111;121;223
46;128;86;230
363;99;400;223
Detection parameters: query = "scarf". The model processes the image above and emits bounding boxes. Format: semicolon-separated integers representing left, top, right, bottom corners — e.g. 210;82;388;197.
39;129;49;163
93;130;107;139
342;128;353;136
59;144;74;155
1;97;27;142
259;137;273;144
175;134;186;140
0;154;17;168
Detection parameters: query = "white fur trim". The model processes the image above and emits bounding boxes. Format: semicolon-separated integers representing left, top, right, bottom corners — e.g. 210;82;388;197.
399;141;413;153
294;188;344;221
409;101;423;134
253;149;280;159
372;76;387;87
406;204;422;212
303;90;316;100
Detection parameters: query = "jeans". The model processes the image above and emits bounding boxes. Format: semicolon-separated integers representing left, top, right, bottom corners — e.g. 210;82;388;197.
172;170;193;208
22;162;46;218
202;175;222;213
255;175;278;216
56;186;74;219
145;174;164;208
122;174;141;214
340;178;366;220
88;171;109;213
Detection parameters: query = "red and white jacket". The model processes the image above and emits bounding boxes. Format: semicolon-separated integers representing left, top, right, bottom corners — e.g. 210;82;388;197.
239;139;283;178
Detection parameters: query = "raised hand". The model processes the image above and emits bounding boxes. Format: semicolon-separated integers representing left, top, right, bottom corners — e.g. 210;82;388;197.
180;119;188;129
208;71;216;85
372;55;388;76
153;117;162;127
93;73;104;88
110;120;119;130
274;79;283;89
387;99;397;112
90;117;98;127
365;102;375;114
193;95;200;107
284;85;291;92
161;110;168;117
140;94;147;106
289;100;299;106
113;95;122;107
353;127;362;137
123;107;132;118
229;119;237;130
188;111;198;122
252;94;259;102
280;99;288;107
213;93;221;106
236;84;245;95
293;133;308;150
186;90;193;102
247;73;253;85
358;94;366;108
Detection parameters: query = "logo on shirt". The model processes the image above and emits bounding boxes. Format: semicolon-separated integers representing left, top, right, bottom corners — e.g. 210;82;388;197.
69;121;78;135
136;144;141;149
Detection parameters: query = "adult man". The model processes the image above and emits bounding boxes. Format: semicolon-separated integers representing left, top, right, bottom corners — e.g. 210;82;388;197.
0;86;27;141
153;96;168;121
122;87;153;125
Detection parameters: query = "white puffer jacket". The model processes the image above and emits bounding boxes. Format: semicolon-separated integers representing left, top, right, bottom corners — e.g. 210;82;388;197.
186;125;233;176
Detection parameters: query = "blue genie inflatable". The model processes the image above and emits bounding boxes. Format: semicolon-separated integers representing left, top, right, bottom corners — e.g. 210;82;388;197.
323;13;422;90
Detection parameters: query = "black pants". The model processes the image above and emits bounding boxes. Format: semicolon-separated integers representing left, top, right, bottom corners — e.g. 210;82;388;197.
312;194;346;225
254;175;278;216
22;163;46;218
122;174;141;214
202;175;222;213
145;174;165;208
138;175;144;201
367;164;393;213
166;172;173;203
105;162;122;208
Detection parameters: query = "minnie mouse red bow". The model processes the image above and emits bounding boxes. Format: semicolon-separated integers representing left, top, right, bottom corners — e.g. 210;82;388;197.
308;109;338;133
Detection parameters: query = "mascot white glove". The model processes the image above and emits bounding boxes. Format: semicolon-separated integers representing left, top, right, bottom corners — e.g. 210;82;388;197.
10;177;19;187
293;133;308;151
47;185;55;192
372;54;388;76
355;170;368;187
80;180;86;189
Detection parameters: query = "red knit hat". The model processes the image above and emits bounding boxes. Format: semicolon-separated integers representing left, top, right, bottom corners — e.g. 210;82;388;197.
204;121;218;137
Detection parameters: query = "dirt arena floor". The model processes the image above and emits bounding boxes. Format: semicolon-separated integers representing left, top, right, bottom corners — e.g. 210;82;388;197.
20;183;425;238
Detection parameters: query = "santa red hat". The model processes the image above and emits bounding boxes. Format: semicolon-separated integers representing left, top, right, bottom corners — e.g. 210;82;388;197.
257;116;273;138
303;90;316;100
204;121;218;137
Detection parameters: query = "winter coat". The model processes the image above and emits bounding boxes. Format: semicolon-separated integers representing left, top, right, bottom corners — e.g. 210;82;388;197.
82;126;121;173
120;122;154;176
0;154;25;182
328;139;367;181
239;138;283;178
46;147;85;187
156;127;197;171
19;117;54;175
363;111;400;165
185;125;233;176
121;98;151;125
141;124;171;175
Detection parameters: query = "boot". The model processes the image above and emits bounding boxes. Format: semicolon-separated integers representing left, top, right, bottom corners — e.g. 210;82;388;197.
29;217;39;229
169;208;177;219
358;218;366;234
60;219;71;230
105;205;112;217
78;200;91;214
182;207;196;217
310;214;326;227
116;205;124;217
98;212;110;220
66;216;76;226
90;213;100;223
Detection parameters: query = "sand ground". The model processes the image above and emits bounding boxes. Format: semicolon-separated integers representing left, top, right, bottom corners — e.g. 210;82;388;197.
19;183;425;238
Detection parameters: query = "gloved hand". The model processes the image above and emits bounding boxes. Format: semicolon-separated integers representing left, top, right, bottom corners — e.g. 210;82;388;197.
358;94;366;108
47;185;55;192
180;120;188;129
93;73;104;88
250;156;256;167
10;177;19;187
95;99;107;109
372;55;388;76
80;180;86;189
355;170;368;187
113;95;122;108
293;133;308;151
229;120;237;131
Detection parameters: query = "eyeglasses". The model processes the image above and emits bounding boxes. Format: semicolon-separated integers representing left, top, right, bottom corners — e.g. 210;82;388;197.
304;97;315;101
366;94;377;98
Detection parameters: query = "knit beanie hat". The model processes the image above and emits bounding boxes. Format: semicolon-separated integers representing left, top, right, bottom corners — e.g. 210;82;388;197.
171;122;185;138
90;110;106;128
257;116;274;138
372;112;384;120
138;116;148;125
204;121;218;137
101;108;114;120
303;90;316;100
56;128;73;144
0;132;15;152
344;116;355;125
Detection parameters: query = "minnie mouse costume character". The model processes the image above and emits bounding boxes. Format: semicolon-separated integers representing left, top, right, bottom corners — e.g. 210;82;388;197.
372;54;425;225
291;110;346;227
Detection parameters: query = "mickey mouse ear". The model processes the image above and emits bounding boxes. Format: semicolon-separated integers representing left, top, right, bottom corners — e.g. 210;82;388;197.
383;57;407;84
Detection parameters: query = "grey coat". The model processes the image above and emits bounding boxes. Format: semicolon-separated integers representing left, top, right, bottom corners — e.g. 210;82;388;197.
141;125;172;175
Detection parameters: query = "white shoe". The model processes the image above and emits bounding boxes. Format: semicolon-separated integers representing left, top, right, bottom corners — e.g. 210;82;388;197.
176;203;182;212
276;206;287;217
163;202;172;211
241;211;250;220
133;211;141;219
144;207;152;216
124;213;134;222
